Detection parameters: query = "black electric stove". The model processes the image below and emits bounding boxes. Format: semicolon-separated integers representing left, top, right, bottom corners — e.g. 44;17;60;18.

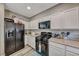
35;32;52;56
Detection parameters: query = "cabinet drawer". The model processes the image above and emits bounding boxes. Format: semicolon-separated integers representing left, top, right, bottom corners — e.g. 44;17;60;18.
66;46;79;54
49;42;65;49
66;51;79;56
49;45;55;56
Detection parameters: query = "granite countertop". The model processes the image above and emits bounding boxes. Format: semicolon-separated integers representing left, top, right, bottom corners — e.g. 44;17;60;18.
49;38;79;48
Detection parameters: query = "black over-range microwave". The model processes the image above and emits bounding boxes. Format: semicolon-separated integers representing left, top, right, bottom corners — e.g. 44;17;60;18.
38;21;50;29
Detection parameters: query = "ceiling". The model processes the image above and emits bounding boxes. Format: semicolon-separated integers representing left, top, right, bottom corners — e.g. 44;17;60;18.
5;3;58;18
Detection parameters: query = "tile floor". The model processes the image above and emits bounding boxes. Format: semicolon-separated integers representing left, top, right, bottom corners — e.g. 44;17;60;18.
10;45;41;56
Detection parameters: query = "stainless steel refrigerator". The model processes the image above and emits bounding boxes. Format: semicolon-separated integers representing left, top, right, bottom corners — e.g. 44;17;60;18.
4;18;24;56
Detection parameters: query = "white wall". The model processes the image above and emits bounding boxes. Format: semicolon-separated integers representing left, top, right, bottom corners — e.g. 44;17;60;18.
5;10;29;22
0;3;5;56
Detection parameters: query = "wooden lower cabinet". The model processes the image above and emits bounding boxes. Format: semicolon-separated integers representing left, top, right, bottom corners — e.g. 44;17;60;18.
49;44;65;56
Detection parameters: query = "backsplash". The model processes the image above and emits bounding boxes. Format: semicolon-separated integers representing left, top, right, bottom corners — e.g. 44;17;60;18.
25;29;79;41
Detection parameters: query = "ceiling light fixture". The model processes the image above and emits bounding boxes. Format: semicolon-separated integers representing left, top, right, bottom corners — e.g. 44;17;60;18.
27;6;31;10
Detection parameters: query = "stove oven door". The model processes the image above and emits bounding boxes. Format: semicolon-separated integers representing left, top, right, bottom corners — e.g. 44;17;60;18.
41;42;49;56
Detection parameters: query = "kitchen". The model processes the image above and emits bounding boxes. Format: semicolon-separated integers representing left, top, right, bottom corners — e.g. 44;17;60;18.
0;3;79;56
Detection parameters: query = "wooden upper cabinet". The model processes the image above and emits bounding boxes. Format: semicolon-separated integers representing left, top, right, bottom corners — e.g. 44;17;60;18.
51;7;79;29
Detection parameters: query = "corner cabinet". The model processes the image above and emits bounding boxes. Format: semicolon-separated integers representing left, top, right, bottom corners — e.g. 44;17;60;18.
51;7;79;29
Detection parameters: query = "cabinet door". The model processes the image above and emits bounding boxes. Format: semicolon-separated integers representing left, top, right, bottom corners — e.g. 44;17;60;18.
49;45;56;56
29;21;33;29
49;45;65;56
66;51;79;56
29;21;36;29
27;36;31;46
39;16;50;22
51;13;64;29
27;36;35;49
34;20;39;29
51;7;79;29
54;46;65;56
24;35;27;45
66;46;79;55
24;22;29;29
28;22;31;29
27;36;30;45
31;37;35;49
63;8;79;29
30;20;39;29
